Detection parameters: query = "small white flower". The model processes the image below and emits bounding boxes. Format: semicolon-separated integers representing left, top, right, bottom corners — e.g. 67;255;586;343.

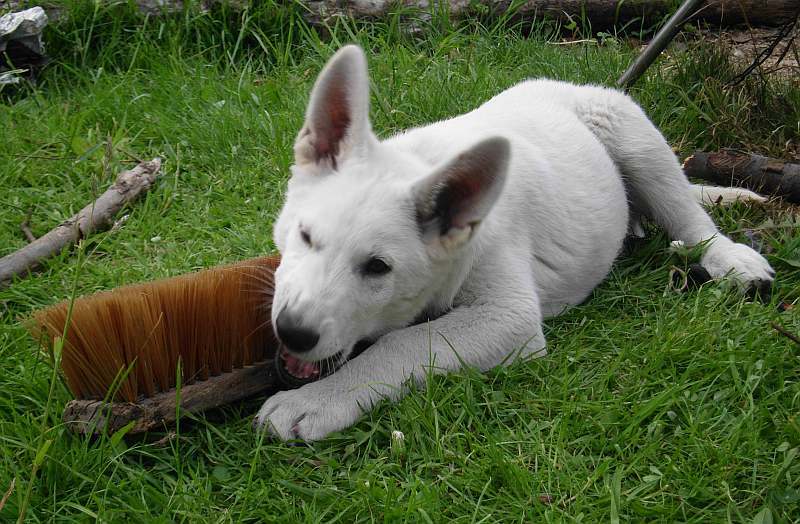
390;430;405;458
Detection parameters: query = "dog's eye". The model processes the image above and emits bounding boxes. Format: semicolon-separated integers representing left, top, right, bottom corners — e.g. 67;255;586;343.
362;257;391;276
300;229;312;246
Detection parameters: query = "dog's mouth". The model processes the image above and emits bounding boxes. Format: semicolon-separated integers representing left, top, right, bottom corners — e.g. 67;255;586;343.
274;347;339;389
280;347;328;379
274;339;373;389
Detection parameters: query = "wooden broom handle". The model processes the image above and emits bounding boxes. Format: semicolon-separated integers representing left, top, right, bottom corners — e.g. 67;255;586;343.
63;360;278;436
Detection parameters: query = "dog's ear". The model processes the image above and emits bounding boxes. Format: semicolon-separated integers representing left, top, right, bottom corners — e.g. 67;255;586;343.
413;137;509;251
294;45;374;172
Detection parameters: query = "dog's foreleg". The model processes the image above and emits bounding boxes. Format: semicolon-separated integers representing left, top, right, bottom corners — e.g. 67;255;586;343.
254;282;545;441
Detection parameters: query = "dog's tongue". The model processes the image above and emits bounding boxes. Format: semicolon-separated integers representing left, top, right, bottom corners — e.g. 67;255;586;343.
280;347;320;379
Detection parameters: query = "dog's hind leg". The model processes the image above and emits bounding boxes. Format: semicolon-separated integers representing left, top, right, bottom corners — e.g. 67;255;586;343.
575;88;774;289
690;184;766;206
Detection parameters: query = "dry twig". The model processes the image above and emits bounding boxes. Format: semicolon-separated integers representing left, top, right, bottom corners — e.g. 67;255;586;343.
728;13;799;85
0;478;15;512
0;159;162;287
771;322;800;346
19;208;36;243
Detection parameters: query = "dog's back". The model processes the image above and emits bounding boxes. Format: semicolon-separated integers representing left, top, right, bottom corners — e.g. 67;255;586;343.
386;79;630;314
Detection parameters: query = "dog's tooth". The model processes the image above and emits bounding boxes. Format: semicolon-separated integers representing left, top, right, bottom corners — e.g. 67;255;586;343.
279;349;324;380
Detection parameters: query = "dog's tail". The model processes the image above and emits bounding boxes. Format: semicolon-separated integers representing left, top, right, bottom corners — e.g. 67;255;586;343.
690;184;766;206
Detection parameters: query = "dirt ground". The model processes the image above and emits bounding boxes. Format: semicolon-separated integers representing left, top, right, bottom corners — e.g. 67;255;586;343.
712;24;799;79
718;24;799;160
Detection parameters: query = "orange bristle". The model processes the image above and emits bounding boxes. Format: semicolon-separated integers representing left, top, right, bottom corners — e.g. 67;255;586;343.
28;256;280;403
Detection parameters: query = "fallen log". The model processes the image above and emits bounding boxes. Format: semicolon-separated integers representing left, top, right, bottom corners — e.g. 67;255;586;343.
302;1;800;29
11;1;798;29
683;151;800;203
0;159;163;287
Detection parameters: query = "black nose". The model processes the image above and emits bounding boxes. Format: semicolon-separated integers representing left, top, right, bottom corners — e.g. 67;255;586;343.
275;308;319;353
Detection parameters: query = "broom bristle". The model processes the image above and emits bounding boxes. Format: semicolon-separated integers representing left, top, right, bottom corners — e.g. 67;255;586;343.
28;256;280;403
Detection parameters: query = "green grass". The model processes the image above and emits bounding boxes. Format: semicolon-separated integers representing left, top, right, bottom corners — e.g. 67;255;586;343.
2;2;799;521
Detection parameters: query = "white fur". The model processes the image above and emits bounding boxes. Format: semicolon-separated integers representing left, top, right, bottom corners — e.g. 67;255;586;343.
254;45;774;441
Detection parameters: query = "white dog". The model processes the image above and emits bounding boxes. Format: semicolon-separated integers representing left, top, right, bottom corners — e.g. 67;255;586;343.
254;45;774;441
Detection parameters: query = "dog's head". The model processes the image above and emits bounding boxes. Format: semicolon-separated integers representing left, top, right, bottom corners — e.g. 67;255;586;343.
271;45;509;376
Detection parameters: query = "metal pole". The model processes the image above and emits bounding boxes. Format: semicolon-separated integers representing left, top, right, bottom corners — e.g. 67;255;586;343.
617;0;704;91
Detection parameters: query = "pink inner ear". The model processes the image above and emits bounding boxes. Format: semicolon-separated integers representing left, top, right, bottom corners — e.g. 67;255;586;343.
455;171;484;202
313;82;351;167
416;136;508;237
441;171;477;227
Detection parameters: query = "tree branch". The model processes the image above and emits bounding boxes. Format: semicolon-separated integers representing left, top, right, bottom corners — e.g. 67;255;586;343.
0;159;162;287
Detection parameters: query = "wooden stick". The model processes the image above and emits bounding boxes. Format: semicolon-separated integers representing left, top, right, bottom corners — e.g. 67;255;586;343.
0;159;162;287
62;360;278;436
771;322;800;346
0;478;14;513
683;151;800;203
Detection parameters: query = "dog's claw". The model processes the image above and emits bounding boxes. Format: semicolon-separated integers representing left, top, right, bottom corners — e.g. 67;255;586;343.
254;383;363;442
687;263;712;288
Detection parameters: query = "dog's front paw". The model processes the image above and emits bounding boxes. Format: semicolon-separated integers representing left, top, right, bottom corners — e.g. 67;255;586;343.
253;383;363;442
701;237;775;293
